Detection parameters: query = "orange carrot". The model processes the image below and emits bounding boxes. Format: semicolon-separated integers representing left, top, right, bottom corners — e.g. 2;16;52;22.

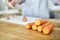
37;22;50;32
35;19;47;25
23;16;27;22
43;24;54;35
32;24;38;31
26;23;34;29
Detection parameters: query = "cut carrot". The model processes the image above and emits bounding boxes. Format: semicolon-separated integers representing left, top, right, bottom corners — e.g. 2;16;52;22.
35;19;41;25
23;16;27;22
37;22;50;32
43;24;54;35
32;24;38;31
37;26;43;32
26;23;34;29
35;19;47;25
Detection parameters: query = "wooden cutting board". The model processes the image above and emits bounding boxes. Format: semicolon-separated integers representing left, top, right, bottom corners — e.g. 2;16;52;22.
0;21;60;40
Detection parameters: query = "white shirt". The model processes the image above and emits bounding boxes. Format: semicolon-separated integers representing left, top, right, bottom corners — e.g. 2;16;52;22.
21;0;49;18
52;0;57;4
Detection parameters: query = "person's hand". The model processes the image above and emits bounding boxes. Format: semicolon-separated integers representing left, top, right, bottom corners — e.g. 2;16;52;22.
7;0;15;9
7;2;14;9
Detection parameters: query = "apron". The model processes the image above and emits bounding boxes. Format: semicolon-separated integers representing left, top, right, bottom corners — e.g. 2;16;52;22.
21;0;49;18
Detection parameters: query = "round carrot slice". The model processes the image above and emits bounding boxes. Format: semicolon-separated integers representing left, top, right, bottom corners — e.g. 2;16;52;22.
23;16;27;22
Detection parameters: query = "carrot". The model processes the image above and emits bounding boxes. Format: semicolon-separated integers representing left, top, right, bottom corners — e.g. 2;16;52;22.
32;24;38;31
43;24;54;35
26;23;34;29
37;22;50;32
23;16;27;22
35;19;47;25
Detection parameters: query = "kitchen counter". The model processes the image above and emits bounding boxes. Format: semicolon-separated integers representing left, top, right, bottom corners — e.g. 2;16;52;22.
0;16;60;40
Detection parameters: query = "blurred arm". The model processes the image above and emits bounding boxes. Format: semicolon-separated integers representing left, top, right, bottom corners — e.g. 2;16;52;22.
7;2;14;9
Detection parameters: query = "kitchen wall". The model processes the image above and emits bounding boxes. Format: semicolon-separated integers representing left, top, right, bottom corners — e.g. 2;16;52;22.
0;0;8;10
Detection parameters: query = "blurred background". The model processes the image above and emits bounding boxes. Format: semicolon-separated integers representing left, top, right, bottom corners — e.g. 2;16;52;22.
0;0;60;19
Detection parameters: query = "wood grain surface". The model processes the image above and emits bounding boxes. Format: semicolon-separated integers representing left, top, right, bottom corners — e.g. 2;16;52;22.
0;21;60;40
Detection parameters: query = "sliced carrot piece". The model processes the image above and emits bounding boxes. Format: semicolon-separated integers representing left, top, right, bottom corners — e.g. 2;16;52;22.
23;16;27;22
32;24;38;31
26;23;34;29
43;24;54;35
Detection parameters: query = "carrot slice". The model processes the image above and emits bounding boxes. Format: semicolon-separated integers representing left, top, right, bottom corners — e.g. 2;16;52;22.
26;23;34;29
32;24;38;31
37;22;50;32
23;16;27;22
43;24;54;35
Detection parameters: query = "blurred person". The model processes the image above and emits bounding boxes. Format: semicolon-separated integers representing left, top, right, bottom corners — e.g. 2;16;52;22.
19;0;49;18
53;0;60;5
57;0;60;5
7;0;50;18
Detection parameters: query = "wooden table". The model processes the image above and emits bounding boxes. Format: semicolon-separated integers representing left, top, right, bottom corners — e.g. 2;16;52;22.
0;19;60;40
